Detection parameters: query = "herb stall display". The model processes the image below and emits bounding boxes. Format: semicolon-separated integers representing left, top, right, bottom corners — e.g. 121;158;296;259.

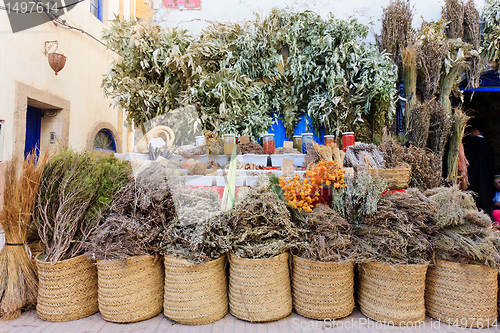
86;162;176;323
0;153;48;320
424;186;499;328
482;0;500;70
153;167;229;325
227;175;299;322
34;150;130;322
354;189;437;325
290;205;355;320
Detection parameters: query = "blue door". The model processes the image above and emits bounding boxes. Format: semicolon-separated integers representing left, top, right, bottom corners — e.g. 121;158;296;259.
24;105;41;158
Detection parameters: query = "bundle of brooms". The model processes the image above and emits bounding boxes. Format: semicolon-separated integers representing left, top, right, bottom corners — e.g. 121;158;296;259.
425;186;500;269
353;189;437;265
228;175;301;259
0;153;48;320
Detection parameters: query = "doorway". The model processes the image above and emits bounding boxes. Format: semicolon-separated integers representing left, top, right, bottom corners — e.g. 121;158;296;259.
24;105;42;158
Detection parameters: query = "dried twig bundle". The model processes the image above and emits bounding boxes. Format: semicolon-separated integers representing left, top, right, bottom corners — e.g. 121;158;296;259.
425;186;477;228
353;189;437;265
293;204;351;262
402;45;417;124
407;100;432;148
0;153;49;320
427;99;452;156
464;0;482;89
377;0;415;71
446;108;469;184
228;175;301;259
35;150;131;263
86;162;178;260
380;131;443;190
443;0;465;39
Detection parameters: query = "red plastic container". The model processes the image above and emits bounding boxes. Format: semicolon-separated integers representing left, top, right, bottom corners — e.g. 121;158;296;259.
342;132;355;152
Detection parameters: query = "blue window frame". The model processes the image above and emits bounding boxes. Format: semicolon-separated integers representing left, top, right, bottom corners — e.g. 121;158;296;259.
90;0;102;21
93;128;116;152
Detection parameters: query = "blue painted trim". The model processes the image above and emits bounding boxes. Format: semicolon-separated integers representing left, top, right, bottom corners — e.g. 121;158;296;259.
461;86;500;93
94;128;117;152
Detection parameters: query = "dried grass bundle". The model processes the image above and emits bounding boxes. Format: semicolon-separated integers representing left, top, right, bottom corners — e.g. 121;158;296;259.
86;163;177;260
344;143;385;170
238;142;264;154
305;143;343;167
228;175;301;259
402;45;417;124
425;186;477;228
353;189;437;265
443;0;465;39
427;99;452;156
416;20;450;101
0;153;49;319
425;186;500;269
446;108;469;184
377;0;415;71
293;204;351;262
407;100;432;148
380;131;443;190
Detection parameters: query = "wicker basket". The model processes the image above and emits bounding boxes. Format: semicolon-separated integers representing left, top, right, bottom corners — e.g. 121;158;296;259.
163;255;227;325
97;254;164;323
368;167;411;190
36;254;98;322
229;252;292;322
357;262;427;326
426;260;498;328
292;256;354;320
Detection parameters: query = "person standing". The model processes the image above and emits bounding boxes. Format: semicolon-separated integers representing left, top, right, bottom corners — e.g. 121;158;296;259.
464;123;496;215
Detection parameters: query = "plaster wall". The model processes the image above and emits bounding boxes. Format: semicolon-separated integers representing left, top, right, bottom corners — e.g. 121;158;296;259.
151;0;488;42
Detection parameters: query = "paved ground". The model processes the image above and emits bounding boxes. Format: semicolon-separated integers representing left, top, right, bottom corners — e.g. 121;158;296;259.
1;308;491;333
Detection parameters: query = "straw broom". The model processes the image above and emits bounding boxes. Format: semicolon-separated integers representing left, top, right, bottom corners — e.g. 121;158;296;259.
0;153;48;320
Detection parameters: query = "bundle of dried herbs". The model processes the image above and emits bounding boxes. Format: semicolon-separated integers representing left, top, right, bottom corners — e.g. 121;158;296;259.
425;186;500;269
35;150;131;263
344;143;385;170
155;174;226;263
353;189;437;265
331;172;388;226
238;142;264;155
380;131;443;191
292;204;351;262
228;175;301;259
427;100;452;157
0;153;48;320
407;100;433;148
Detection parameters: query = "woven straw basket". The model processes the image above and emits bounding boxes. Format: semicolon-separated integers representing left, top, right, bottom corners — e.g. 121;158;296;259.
292;256;354;320
368;168;411;190
36;254;98;322
229;252;292;322
163;255;228;325
357;262;427;326
426;260;498;328
97;254;164;323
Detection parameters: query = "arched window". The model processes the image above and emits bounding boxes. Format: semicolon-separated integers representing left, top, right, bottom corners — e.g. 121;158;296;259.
93;128;116;152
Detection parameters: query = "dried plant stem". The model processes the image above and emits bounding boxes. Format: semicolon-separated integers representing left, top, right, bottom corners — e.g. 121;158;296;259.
402;45;417;129
0;153;48;320
446;109;469;185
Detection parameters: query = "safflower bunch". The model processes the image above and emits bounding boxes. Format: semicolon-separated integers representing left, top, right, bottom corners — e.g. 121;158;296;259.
279;161;345;212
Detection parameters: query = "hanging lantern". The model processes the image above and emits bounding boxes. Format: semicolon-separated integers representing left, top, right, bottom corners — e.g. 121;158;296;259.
45;41;66;75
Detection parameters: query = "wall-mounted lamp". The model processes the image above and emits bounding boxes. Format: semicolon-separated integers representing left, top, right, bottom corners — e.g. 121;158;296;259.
45;41;66;75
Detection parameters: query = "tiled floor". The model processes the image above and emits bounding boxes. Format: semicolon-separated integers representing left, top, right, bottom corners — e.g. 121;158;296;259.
1;308;488;333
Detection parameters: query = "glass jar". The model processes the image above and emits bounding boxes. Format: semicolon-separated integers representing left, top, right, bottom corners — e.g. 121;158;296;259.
223;134;235;155
195;135;206;147
263;134;275;154
301;133;314;154
324;135;335;146
342;132;355;152
293;135;302;153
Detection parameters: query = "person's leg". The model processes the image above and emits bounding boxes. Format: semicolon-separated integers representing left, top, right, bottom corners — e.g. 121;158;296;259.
492;209;500;224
